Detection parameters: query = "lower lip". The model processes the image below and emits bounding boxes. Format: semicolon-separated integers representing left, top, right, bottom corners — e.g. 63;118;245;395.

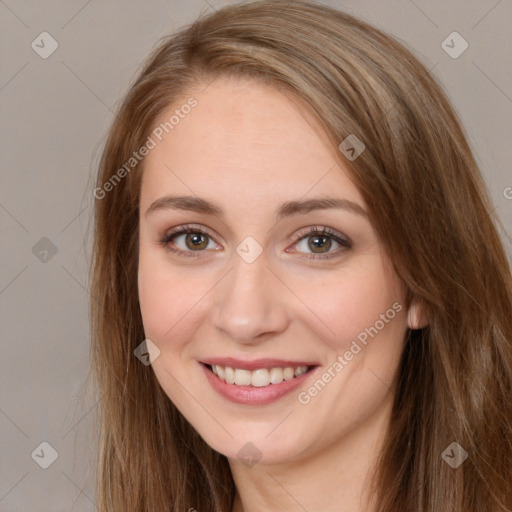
200;363;318;405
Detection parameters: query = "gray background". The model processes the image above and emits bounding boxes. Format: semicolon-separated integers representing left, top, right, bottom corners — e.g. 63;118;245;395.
1;0;510;510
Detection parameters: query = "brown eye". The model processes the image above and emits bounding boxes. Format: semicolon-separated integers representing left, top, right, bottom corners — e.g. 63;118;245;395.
159;224;351;260
182;232;209;250
289;226;352;260
306;234;334;253
159;224;218;257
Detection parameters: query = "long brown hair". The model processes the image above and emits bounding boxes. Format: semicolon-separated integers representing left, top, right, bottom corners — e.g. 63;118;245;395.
88;1;512;510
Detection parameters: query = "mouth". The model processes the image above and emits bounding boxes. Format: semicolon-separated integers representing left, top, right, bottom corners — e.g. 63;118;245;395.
203;362;317;387
200;361;320;405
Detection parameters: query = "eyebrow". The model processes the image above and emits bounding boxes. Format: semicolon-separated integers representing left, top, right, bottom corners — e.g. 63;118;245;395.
144;194;368;220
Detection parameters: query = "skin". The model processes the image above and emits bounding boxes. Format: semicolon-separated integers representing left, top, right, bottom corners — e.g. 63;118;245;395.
137;76;425;512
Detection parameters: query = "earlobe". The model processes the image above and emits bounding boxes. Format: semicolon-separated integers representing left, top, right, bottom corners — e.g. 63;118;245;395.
407;299;428;330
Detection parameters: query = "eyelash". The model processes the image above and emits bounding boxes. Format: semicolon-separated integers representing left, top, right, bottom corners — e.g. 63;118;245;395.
158;223;352;260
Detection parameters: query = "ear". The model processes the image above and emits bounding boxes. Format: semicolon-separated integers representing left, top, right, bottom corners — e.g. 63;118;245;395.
407;298;428;330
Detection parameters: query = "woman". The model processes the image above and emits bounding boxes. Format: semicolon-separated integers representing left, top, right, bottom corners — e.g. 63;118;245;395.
89;1;512;510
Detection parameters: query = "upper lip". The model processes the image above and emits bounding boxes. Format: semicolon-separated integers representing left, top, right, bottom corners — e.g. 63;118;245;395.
200;357;319;371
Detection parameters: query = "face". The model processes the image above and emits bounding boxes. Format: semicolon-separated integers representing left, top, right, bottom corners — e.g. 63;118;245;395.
138;76;415;465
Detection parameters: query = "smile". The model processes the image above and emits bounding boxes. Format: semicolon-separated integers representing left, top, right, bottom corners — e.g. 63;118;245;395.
200;362;319;405
209;364;310;386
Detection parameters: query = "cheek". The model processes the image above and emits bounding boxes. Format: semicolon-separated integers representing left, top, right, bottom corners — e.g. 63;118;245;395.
299;257;405;352
293;267;406;440
137;249;205;346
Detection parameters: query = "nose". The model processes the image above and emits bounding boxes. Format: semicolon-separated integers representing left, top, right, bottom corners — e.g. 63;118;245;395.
211;250;289;344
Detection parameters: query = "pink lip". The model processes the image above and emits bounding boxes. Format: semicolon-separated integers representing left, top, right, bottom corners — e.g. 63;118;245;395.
200;362;320;405
200;357;319;371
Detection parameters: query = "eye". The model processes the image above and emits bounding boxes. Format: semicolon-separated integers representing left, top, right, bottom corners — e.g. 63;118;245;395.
287;226;352;260
158;224;352;260
159;224;220;257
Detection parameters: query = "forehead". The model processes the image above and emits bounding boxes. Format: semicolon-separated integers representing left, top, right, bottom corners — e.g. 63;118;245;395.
140;77;363;209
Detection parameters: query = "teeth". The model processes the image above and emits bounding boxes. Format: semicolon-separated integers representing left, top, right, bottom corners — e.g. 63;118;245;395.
269;367;283;384
224;366;235;384
210;364;310;387
283;367;295;380
234;369;252;386
294;366;308;377
251;369;269;387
